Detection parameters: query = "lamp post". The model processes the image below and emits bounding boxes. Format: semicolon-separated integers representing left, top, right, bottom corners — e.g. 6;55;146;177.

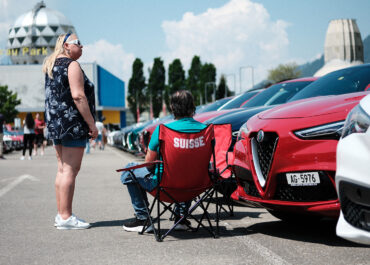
226;74;236;96
239;66;254;93
204;82;216;104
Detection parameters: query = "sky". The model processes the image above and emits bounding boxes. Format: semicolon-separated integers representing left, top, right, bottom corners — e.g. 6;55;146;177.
1;0;370;93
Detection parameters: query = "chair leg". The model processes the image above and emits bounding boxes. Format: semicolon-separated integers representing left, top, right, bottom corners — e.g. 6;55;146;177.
215;189;220;238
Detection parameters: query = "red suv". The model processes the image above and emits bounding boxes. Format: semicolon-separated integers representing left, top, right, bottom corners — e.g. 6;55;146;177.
232;64;370;221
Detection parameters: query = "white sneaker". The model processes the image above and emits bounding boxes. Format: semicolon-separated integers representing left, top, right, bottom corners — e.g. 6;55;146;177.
57;214;91;230
20;156;25;160
28;156;32;160
54;214;61;227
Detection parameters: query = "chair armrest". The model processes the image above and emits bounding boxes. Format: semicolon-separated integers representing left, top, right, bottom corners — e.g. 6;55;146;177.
116;160;163;172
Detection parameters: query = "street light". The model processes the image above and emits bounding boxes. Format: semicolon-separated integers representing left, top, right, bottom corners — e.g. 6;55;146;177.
239;66;254;93
204;82;216;104
226;74;236;96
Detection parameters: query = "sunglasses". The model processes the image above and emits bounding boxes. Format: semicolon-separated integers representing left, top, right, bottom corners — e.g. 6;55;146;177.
66;39;82;46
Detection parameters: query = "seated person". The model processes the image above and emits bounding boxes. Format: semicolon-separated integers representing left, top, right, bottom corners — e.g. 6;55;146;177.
121;90;206;232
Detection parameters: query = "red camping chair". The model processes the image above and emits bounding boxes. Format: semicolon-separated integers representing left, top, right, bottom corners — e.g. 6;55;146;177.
212;124;235;216
117;124;220;242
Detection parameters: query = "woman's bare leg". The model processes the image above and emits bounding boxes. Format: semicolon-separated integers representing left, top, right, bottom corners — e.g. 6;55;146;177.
58;146;85;220
54;145;63;214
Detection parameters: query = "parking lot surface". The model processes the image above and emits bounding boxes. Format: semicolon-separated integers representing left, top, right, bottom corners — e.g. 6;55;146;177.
0;146;369;265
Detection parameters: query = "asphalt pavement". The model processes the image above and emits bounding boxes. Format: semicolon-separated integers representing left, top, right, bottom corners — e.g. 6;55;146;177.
0;146;369;265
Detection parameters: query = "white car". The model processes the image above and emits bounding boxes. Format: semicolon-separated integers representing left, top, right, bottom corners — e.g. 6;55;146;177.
336;94;370;245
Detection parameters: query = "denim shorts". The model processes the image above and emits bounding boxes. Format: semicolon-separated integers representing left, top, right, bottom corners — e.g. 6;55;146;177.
53;137;87;148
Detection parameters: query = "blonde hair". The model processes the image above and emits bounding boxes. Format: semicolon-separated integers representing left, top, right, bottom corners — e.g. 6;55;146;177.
42;33;69;79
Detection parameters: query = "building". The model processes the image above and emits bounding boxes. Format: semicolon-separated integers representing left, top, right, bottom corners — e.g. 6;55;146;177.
0;1;126;128
315;19;364;77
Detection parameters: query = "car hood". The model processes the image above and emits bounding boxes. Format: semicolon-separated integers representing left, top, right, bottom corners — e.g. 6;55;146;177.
259;92;370;119
207;105;276;131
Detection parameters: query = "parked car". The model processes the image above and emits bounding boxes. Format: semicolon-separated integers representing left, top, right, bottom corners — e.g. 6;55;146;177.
206;77;318;140
217;89;263;111
3;126;23;152
232;91;369;221
335;94;370;245
196;97;234;114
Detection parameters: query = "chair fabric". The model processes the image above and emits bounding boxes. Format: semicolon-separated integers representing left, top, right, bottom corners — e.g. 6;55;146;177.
213;124;233;179
150;124;215;202
117;123;220;242
212;124;235;216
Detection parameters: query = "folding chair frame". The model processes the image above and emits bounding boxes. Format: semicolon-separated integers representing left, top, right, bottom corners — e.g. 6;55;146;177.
117;131;221;242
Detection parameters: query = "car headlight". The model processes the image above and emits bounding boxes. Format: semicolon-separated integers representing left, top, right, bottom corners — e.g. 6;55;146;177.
341;104;370;138
294;120;345;140
236;122;250;141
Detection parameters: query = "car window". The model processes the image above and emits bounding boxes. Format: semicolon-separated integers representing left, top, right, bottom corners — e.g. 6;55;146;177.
289;66;370;101
218;91;259;110
242;81;312;108
196;97;232;113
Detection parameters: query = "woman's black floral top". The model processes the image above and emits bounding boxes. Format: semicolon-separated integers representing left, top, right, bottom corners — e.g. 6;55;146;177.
44;57;96;140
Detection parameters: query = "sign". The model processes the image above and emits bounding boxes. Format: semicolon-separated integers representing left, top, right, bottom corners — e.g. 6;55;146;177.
0;47;48;56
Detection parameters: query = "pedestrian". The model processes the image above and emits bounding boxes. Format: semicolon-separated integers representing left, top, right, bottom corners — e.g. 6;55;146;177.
121;90;205;232
43;33;98;230
33;113;46;156
21;112;35;160
95;118;105;150
0;112;4;159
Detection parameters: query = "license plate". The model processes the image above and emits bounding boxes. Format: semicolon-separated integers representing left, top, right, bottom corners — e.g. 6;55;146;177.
286;172;320;186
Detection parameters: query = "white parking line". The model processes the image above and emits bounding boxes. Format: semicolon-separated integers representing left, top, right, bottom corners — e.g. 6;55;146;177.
0;174;39;198
224;222;292;265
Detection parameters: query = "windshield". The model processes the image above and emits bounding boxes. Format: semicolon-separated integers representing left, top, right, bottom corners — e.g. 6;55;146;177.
196;97;232;113
289;66;370;101
242;81;313;108
218;90;260;110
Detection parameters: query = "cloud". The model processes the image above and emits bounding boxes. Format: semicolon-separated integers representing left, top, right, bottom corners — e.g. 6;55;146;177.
161;0;290;91
80;39;135;82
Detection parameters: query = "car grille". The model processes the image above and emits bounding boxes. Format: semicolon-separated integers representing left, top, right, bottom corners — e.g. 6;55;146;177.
251;132;279;185
273;172;338;202
340;181;370;232
240;179;261;198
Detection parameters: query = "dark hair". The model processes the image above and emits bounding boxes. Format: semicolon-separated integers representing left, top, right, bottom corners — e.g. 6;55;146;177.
170;90;196;119
25;113;35;129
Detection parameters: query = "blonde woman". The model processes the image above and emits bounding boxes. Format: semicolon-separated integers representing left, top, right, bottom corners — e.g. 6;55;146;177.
43;33;98;229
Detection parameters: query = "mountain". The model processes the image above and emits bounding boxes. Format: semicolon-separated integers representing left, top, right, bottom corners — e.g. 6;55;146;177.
299;34;370;77
298;55;324;77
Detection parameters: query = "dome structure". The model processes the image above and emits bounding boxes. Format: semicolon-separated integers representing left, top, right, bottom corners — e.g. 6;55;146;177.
7;1;76;64
314;19;363;77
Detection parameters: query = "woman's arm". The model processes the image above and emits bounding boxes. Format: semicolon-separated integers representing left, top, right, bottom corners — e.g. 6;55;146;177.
68;61;98;139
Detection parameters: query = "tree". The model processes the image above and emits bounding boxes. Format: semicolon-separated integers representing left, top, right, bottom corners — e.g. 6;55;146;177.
267;63;301;83
216;75;233;99
127;58;146;122
186;56;202;105
165;58;185;109
148;57;165;118
0;85;21;123
200;63;216;103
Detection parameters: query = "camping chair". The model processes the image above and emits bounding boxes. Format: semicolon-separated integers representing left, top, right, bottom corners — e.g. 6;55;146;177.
212;124;235;216
117;124;220;242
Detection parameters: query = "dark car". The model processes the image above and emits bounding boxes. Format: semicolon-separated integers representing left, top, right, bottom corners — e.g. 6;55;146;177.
206;77;318;137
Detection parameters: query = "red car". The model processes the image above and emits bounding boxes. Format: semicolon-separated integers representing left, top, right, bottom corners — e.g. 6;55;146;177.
232;91;370;221
232;64;370;221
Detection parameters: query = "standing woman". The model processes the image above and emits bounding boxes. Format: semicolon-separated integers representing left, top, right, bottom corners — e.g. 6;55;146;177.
21;112;35;160
43;33;98;229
